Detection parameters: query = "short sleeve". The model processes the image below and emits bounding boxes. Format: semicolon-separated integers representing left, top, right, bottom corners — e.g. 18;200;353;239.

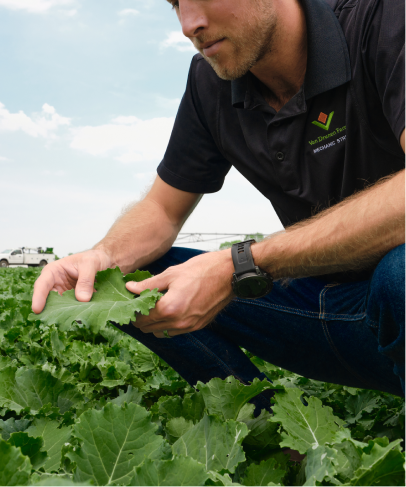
366;0;405;141
157;56;232;193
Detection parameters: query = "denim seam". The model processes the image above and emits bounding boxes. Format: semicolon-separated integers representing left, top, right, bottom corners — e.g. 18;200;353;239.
320;285;374;389
235;296;365;322
319;283;340;320
319;287;327;320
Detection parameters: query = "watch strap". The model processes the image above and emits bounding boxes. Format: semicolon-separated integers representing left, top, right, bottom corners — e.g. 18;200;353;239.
231;239;256;276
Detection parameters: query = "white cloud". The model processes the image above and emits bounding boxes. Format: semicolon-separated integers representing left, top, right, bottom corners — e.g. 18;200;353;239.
0;0;74;13
0;102;70;138
160;31;196;52
118;8;139;16
70;116;174;163
111;116;139;125
0;156;9;162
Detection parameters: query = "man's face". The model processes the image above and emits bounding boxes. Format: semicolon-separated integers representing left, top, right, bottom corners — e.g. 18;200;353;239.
169;0;278;80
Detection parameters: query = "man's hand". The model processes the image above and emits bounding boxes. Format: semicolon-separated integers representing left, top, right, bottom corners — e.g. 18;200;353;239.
126;250;235;338
31;249;112;314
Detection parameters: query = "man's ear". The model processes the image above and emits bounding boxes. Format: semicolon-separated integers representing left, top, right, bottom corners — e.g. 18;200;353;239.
400;128;405;153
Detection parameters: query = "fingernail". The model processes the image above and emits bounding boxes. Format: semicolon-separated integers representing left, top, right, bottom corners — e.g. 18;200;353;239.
78;291;92;299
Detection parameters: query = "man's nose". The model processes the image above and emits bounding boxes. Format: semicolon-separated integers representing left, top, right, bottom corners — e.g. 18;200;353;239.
178;0;209;38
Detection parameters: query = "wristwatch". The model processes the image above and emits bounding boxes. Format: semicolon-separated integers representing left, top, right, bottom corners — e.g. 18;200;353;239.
231;240;273;299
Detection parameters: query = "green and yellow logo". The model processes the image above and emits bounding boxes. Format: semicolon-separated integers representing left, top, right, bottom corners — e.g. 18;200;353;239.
312;111;334;131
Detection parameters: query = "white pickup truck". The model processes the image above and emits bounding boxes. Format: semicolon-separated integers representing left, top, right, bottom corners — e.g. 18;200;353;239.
0;247;56;268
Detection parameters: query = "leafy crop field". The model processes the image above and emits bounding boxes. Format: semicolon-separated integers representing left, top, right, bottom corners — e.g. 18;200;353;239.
0;267;404;486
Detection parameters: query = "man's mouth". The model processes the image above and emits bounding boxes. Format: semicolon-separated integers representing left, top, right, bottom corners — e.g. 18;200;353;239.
198;38;225;57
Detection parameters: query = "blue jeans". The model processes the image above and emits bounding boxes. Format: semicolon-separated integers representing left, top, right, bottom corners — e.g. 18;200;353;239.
121;245;405;404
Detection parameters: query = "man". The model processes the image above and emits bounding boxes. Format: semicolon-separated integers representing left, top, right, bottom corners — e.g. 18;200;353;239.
32;0;405;403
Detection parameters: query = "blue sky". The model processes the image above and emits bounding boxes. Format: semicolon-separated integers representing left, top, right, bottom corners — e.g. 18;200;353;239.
0;0;282;256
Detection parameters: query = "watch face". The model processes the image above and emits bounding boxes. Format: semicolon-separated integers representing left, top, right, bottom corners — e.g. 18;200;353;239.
235;275;270;298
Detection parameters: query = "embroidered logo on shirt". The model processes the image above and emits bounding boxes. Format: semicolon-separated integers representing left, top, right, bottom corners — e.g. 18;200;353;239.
312;111;334;131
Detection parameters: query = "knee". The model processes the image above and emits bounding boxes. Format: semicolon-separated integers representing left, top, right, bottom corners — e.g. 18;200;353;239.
371;245;405;306
369;245;405;348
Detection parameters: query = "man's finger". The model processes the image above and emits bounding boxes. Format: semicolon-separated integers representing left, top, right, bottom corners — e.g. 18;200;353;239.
75;262;98;302
131;289;180;328
32;271;56;314
126;273;170;295
132;302;169;328
135;314;192;335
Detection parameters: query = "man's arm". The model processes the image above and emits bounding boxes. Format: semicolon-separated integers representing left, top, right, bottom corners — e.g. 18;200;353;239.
94;176;201;274
31;176;201;313
252;168;405;279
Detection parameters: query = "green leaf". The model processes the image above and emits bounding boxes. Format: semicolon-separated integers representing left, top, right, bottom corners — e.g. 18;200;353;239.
109;386;143;407
0;355;16;370
172;414;249;474
99;324;126;346
131;342;158;373
29;267;162;333
242;458;285;486
99;378;125;388
207;471;242;486
269;388;343;453
243;410;281;449
129;456;209;486
165;417;194;442
332;440;363;483
237;403;256;422
64;341;94;365
67;402;166;486
349;437;405;486
0;367;83;414
0;417;31;440
143;369;174;390
304;445;337;486
27;418;72;473
0;438;31;486
181;391;206;422
159;392;205;423
124;270;153;283
8;432;48;470
197;376;271;420
159;396;183;419
344;390;380;425
28;476;93;487
50;328;66;359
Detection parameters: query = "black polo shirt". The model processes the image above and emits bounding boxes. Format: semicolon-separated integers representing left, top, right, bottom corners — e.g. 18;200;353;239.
157;0;405;228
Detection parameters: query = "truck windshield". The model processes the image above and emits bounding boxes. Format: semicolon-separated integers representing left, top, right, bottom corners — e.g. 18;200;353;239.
1;249;12;254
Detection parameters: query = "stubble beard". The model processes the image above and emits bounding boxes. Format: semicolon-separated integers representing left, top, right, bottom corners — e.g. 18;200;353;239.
197;7;278;81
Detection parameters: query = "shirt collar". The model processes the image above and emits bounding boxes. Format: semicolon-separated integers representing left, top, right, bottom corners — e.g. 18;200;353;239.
231;0;351;109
